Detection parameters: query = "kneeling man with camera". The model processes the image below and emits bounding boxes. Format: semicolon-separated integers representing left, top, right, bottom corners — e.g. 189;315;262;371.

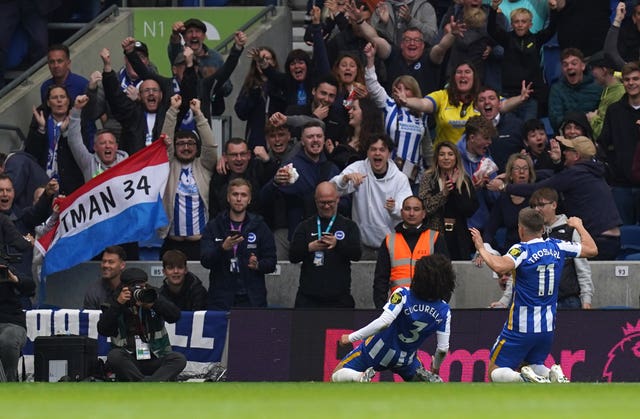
97;268;186;381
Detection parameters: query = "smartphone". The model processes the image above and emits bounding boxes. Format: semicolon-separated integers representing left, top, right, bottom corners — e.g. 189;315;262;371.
230;232;242;239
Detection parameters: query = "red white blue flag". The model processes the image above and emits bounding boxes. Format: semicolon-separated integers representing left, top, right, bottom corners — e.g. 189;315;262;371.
36;139;170;276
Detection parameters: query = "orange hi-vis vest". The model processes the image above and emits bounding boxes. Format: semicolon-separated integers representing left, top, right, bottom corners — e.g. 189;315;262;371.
386;229;439;292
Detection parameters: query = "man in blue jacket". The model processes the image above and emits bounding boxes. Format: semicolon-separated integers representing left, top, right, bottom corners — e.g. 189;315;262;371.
201;178;276;310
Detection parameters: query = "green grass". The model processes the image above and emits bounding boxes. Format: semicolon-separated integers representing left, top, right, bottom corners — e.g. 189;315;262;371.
2;382;640;418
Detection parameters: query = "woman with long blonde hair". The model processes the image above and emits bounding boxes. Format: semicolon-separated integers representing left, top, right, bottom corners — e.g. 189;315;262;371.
419;141;479;260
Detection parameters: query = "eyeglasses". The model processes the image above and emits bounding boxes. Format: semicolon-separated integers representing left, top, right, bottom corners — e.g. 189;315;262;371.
226;151;250;159
140;87;160;94
176;141;197;147
531;201;553;209
402;37;424;44
316;200;337;207
512;165;529;172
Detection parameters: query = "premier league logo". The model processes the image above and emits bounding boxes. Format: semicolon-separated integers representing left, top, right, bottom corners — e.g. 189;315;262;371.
601;319;640;382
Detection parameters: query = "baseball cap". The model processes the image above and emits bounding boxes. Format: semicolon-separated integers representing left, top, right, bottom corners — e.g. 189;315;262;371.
589;50;616;69
173;52;186;65
120;267;148;285
184;18;206;33
133;41;149;57
557;136;596;158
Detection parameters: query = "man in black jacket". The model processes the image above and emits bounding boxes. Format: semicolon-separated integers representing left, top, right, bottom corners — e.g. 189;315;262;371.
159;250;207;311
97;268;186;381
289;181;362;308
373;196;448;309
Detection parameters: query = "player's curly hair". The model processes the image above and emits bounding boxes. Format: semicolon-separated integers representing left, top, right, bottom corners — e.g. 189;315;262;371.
411;254;456;302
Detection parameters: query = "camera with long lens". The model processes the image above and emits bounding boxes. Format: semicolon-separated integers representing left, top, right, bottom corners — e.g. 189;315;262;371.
129;284;157;304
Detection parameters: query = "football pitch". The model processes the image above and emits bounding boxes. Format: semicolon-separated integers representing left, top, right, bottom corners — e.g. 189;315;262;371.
2;382;640;418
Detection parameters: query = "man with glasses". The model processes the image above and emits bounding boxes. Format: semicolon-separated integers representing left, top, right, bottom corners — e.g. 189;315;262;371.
489;136;621;259
354;19;461;95
100;47;167;155
159;95;216;260
289;182;361;308
208;138;263;220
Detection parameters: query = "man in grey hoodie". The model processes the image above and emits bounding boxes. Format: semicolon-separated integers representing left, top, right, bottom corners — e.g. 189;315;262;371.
493;186;593;309
68;94;129;182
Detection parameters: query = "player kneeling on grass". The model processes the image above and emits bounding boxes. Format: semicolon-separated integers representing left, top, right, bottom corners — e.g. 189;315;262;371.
470;208;598;383
331;254;454;382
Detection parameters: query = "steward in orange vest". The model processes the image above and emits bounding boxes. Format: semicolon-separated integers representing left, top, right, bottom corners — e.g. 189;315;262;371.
373;223;448;308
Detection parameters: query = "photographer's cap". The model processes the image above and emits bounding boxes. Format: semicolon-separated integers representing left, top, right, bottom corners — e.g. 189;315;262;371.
121;267;148;285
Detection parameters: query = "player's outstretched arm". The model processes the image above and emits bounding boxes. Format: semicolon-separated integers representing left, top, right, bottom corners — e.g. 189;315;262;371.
470;228;515;274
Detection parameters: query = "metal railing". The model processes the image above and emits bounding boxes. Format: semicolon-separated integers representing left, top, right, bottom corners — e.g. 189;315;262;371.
0;123;27;152
0;5;120;99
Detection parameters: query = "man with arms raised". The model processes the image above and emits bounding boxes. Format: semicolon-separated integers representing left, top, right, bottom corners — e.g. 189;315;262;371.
470;207;597;383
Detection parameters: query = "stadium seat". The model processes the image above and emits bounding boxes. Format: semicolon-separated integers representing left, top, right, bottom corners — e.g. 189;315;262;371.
617;225;640;259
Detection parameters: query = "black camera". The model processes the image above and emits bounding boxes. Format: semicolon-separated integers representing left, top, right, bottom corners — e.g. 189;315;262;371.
129;284;157;304
0;248;21;283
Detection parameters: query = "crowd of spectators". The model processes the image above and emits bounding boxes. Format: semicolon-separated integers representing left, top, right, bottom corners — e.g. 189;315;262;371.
0;0;640;380
2;0;640;381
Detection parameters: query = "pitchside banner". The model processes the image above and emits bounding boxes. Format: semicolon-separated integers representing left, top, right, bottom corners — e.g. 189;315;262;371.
21;309;228;376
227;309;640;382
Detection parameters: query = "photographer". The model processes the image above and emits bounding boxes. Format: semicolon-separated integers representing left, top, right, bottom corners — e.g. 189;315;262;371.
0;231;34;381
97;268;186;382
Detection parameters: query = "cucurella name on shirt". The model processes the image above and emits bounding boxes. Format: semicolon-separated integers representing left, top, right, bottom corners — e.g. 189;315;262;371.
404;304;441;321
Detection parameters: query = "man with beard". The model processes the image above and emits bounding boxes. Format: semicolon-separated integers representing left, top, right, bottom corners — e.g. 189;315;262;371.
354;12;462;96
83;246;127;310
282;74;347;146
100;47;167;155
373;195;448;309
261;121;340;245
208;138;263;220
201;178;276;310
331;134;413;258
548;48;603;131
167;18;232;101
289;182;361;308
159;95;216;260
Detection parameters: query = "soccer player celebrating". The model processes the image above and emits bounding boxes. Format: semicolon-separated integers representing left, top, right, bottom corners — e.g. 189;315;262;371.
470;208;597;383
331;254;455;382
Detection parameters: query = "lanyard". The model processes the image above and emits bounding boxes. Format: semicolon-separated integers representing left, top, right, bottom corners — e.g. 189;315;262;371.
317;214;336;238
230;220;243;257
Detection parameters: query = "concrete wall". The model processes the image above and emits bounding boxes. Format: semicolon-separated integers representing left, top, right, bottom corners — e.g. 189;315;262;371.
44;260;640;309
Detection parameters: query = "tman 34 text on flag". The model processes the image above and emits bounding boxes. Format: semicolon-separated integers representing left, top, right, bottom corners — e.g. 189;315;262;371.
36;138;170;276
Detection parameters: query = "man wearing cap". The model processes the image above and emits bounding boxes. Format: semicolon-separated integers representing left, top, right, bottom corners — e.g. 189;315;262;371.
118;39;153;96
168;18;232;98
159;95;216;260
586;51;624;139
97;267;186;381
597;60;640;225
489;135;621;259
